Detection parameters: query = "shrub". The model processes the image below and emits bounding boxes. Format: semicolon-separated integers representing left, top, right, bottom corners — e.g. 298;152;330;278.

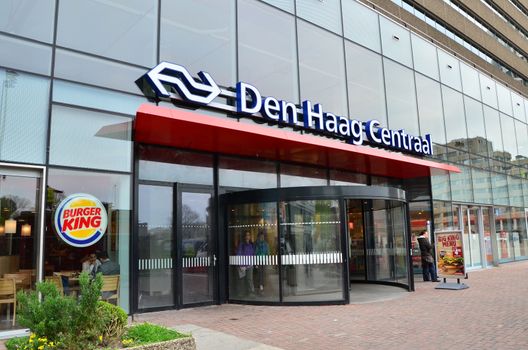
5;334;58;350
122;323;187;347
97;301;128;347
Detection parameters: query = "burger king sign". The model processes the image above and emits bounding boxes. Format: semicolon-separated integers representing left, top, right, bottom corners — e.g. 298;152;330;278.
54;193;108;248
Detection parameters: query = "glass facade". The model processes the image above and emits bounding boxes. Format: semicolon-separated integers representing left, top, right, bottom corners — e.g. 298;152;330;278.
0;0;527;318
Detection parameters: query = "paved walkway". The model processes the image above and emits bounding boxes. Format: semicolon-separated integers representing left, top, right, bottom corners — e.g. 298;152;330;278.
136;261;528;350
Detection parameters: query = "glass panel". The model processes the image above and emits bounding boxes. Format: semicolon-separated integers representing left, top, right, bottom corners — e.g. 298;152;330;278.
483;106;504;160
450;165;473;202
379;17;412;67
468;207;482;267
57;0;157;66
514;120;528;160
433;201;456;231
482;207;494;266
496;84;513;116
461;206;471;266
471;169;492;204
0;69;49;164
442;86;468;150
495;207;513;262
384;59;419;134
391;201;408;283
0;34;52;75
411;34;439;80
480;74;498;109
260;0;294;13
491;173;509;206
347;200;364;280
508;176;523;208
295;0;342;34
0;172;40;331
49;105;132;172
464;96;488;157
345;41;386;124
437;50;461;91
511;92;526;122
416;74;445;144
329;170;367;186
53;80;145;116
409;201;432;276
280;199;344;302
280;163;327;187
365;200;393;282
500;114;517;162
137;184;174;309
54;49;146;95
46;169;131;312
160;0;236;88
342;0;380;52
219;156;277;190
182;191;214;304
0;0;55;43
460;63;481;101
238;0;298;103
431;171;451;201
138;146;213;185
228;202;279;302
511;208;526;260
297;20;347;116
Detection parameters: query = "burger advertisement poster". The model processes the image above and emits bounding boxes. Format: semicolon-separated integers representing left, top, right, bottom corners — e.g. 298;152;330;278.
435;230;466;278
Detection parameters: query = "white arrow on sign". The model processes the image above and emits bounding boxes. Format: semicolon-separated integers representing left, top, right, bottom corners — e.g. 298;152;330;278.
145;62;221;105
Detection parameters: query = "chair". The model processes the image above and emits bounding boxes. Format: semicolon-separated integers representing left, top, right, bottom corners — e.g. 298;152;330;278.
45;276;64;296
0;278;16;326
101;275;120;305
3;273;31;291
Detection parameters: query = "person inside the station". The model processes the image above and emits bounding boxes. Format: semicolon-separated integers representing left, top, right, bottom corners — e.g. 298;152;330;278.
81;253;100;276
255;230;270;294
236;231;255;296
95;251;120;275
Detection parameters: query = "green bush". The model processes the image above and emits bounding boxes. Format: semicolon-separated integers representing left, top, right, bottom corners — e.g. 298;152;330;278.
122;323;187;347
97;301;128;347
5;334;58;350
15;272;111;350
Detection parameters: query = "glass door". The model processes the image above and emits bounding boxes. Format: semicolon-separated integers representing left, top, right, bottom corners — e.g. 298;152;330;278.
458;205;484;269
346;199;365;281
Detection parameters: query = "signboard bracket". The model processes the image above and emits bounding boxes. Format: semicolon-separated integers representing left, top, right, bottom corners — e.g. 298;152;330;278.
435;278;469;290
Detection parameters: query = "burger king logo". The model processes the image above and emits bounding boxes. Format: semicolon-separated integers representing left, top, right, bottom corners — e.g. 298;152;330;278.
54;193;108;248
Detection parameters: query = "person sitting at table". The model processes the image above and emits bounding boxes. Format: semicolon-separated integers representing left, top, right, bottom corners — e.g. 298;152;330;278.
81;253;100;276
95;251;120;275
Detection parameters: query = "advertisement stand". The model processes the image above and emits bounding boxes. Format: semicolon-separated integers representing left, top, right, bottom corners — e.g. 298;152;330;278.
433;230;469;290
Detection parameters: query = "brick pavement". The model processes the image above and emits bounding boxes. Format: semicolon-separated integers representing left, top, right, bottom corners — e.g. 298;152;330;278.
135;261;528;350
1;261;526;349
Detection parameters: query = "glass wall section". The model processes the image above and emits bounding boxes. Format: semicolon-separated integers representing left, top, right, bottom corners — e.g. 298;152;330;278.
433;201;455;231
491;173;509;206
0;34;52;76
53;80;145;116
54;49;146;95
431;171;451;201
0;70;49;164
496;84;513;116
511;208;528;260
411;34;439;80
460;63;481;101
482;207;494;266
137;184;174;309
329;170;367;186
49;106;132;172
437;50;461;91
500;114;517;162
160;0;236;87
280;163;327;187
260;0;294;13
342;0;380;52
409;201;431;275
450;165;473;202
295;0;342;34
228;202;279;302
0;0;55;43
238;0;297;103
219;156;277;190
442;86;468;151
390;201;408;283
280;199;344;302
46;169;131;312
508;176;524;208
345;42;386;124
511;92;526;122
383;59;419;134
483;106;504;160
57;0;156;67
514;120;528;160
471;169;493;204
379;17;412;68
138;146;213;186
495;207;513;262
297;20;347;116
480;74;498;109
0;171;40;331
416;74;446;147
464;97;489;157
